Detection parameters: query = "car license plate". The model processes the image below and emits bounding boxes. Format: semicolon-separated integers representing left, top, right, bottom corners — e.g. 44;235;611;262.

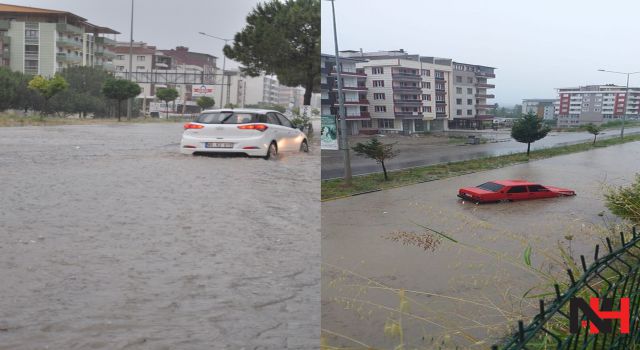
204;142;233;148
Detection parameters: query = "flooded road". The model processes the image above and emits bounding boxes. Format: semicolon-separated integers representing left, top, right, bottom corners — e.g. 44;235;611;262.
321;127;640;179
0;123;319;349
322;141;640;349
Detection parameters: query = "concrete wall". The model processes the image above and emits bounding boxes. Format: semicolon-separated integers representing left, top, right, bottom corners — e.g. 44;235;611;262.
39;22;56;76
8;21;23;73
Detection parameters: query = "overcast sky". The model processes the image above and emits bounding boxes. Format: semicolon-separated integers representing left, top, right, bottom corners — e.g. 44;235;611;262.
322;0;640;106
11;0;262;69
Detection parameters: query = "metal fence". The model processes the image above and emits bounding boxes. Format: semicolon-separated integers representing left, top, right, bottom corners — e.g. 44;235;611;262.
492;227;640;350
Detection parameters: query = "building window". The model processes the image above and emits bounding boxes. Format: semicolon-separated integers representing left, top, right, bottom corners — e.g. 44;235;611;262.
373;93;385;100
435;71;444;79
456;98;462;104
137;55;146;61
423;94;431;101
456;87;462;94
423;106;432;113
374;106;387;112
467;88;473;94
456;76;462;83
25;29;38;38
425;82;431;89
117;66;125;71
467;109;473;115
372;67;384;74
421;69;430;76
373;80;384;87
361;120;372;128
378;119;394;128
467;99;473;105
117;55;125;60
467;77;473;83
457;109;462;115
436;106;445;113
436;83;445;90
136;66;145;70
436;94;445;102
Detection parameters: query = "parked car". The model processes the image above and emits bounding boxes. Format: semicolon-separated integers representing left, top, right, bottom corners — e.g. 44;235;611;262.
180;109;309;159
458;180;576;204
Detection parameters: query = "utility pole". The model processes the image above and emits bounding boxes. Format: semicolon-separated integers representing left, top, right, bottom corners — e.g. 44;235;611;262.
329;0;351;184
126;0;134;120
198;32;230;108
597;69;640;139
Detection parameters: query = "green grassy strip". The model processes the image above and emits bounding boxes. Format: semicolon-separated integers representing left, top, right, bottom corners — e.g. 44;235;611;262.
322;134;640;201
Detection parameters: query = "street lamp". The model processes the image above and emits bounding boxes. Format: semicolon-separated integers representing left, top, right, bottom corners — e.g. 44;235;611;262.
597;69;640;139
327;0;352;185
126;0;134;120
198;32;231;108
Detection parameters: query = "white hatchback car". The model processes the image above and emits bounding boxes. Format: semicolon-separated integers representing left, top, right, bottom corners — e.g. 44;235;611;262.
180;109;309;159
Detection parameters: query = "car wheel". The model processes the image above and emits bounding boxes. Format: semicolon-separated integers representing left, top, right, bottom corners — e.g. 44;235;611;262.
263;142;277;160
300;139;309;153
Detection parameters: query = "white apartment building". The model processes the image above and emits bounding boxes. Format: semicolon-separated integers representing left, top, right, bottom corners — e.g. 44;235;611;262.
522;99;557;120
0;3;118;76
450;62;496;129
243;73;280;106
556;84;640;127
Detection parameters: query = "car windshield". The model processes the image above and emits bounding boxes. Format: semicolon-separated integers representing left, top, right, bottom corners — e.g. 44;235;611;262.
195;112;259;124
476;182;505;192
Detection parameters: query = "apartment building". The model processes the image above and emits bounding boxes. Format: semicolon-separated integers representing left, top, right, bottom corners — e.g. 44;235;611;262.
278;85;306;109
450;62;496;129
0;3;118;76
320;54;369;135
342;50;452;134
522;99;557;120
243;73;280;106
556;85;640;127
219;69;246;107
112;41;173;98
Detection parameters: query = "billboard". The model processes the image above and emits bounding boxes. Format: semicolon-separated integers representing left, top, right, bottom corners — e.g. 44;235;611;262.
192;84;215;97
321;115;339;150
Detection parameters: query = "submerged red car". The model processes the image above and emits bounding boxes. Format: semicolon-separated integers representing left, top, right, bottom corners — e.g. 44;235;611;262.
458;180;576;204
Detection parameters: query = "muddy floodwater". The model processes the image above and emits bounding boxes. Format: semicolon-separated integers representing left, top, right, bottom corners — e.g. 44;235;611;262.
0;123;319;349
322;141;640;349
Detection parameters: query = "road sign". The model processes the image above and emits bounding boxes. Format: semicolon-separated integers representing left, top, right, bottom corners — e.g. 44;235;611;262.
192;84;215;97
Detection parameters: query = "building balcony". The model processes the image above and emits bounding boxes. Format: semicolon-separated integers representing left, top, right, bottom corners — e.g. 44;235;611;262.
96;62;115;72
57;37;82;49
392;85;421;91
475;94;495;99
56;52;81;64
476;83;495;89
392;73;421;81
342;85;368;91
476;114;495;120
395;112;424;118
56;23;84;35
95;49;117;60
475;71;496;78
476;104;496;109
435;75;445;81
330;68;366;77
344;99;369;105
343;113;371;120
436;112;448;118
95;36;117;46
394;99;422;105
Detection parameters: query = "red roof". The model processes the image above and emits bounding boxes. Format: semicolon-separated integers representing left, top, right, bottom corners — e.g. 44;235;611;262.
112;46;156;55
159;46;216;67
492;180;537;186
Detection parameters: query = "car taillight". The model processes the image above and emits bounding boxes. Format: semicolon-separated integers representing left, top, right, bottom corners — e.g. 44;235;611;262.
184;123;204;130
238;124;268;132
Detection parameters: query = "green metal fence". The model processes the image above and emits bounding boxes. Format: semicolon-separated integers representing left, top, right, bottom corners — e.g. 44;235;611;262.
493;227;640;350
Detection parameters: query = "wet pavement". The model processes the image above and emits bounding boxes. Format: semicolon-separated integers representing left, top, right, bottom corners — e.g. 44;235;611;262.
0;123;319;349
321;141;640;349
321;127;640;179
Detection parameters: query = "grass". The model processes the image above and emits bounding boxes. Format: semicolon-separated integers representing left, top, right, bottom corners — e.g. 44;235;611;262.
0;113;183;127
556;120;640;132
322;133;640;201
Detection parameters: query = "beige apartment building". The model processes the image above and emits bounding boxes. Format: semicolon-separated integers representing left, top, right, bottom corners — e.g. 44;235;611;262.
0;3;118;76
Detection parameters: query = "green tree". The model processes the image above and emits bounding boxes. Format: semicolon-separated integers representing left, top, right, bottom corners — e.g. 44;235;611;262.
585;123;603;145
101;78;141;121
511;112;551;156
0;68;21;111
224;103;238;108
224;0;320;105
156;87;179;119
28;74;69;116
352;138;398;181
196;96;215;110
51;66;111;118
605;174;640;224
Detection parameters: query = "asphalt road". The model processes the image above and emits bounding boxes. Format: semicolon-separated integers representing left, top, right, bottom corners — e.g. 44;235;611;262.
0;123;319;349
321;127;640;179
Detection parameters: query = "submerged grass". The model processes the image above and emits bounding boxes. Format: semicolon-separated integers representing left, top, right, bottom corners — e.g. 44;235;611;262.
322;134;640;201
0;113;181;127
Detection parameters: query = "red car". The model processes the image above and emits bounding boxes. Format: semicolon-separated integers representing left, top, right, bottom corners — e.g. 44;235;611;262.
458;180;576;204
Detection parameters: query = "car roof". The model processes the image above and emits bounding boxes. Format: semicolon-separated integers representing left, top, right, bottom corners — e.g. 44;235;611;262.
200;108;282;114
491;180;539;186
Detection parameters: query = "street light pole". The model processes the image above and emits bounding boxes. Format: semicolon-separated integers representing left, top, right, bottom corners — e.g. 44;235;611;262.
198;32;231;108
329;0;351;185
597;69;640;139
127;0;134;120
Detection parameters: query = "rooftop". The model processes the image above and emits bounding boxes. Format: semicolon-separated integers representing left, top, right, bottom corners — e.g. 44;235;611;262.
0;3;119;34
